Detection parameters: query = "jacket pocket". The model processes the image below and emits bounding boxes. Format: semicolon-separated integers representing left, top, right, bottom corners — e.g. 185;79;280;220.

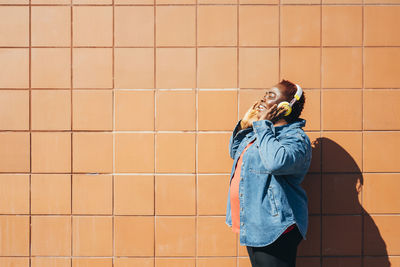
268;187;279;217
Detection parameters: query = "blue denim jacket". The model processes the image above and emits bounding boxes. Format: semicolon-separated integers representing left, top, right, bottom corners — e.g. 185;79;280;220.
226;118;312;247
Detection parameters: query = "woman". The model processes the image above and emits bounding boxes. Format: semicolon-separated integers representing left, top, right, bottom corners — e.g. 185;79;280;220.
226;79;312;267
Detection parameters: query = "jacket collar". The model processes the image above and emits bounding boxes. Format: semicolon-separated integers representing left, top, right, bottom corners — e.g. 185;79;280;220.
249;117;306;137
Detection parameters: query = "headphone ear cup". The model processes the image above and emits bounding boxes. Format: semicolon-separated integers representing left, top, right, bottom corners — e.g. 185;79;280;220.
277;101;292;116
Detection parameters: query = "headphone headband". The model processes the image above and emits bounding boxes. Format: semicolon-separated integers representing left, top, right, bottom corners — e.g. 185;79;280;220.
289;83;303;106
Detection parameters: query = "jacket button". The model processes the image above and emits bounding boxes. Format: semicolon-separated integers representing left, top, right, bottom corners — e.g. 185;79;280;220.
240;193;243;197
240;177;244;181
241;222;244;226
241;207;243;211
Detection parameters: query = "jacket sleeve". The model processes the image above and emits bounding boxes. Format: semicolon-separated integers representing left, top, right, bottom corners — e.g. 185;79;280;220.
252;119;312;175
228;119;250;159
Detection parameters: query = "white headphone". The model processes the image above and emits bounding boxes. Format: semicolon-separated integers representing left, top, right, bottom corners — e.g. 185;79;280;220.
277;83;303;116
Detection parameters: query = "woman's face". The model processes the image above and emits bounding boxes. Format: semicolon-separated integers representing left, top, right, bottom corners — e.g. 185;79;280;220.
259;84;288;110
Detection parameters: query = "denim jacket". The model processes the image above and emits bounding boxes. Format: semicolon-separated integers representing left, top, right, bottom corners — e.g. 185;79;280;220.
226;118;312;247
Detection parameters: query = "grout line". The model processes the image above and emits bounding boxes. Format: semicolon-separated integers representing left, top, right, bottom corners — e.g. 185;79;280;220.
112;0;115;265
195;0;198;265
28;1;32;267
361;1;365;266
154;0;156;265
70;0;74;265
319;1;322;265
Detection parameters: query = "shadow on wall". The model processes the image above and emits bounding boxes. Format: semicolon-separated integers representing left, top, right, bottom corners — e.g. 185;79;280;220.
297;137;390;266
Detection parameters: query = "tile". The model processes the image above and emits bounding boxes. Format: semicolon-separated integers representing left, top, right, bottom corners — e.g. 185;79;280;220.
31;89;71;131
156;48;196;89
73;48;113;89
156;6;196;46
298;216;321;256
322;5;362;46
238;89;264;119
72;216;113;256
323;0;361;3
155;133;195;173
31;6;70;46
281;5;320;46
73;0;112;3
0;90;29;130
155;175;196;215
198;90;237;131
280;48;321;89
0;0;28;3
31;48;71;88
322;215;362;256
198;0;235;3
114;216;154;256
0;216;30;256
31;132;71;173
321;132;362;173
197;257;237;267
155;258;195;267
197;216;237;256
238;257;252;267
114;6;154;47
115;133;154;173
322;173;362;214
364;6;400;46
155;216;196;256
364;89;400;130
72;174;112;215
72;132;113;173
0;174;29;214
322;48;362;89
239;5;279;46
363;173;400;214
300;89;320;131
198;133;234;173
365;0;400;2
114;258;154;267
197;5;237;46
31;257;71;267
197;47;237;89
72;90;113;130
239;48;279;88
363;132;400;172
364;215;400;255
114;175;154;215
321;89;362;130
72;258;112;266
363;256;399;267
0;6;29;47
0;48;29;88
31;174;71;215
301;173;321;214
364;47;400;88
73;6;112;46
115;90;154;131
296;257;320;267
197;174;230;215
32;0;70;3
114;48;154;89
31;216;71;256
0;132;30;172
282;0;320;2
156;90;196;131
322;257;361;267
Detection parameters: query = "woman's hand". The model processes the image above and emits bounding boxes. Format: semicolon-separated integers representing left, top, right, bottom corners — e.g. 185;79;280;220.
240;101;260;130
256;103;287;123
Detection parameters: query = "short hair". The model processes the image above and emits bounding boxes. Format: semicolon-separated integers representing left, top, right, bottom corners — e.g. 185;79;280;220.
278;79;306;123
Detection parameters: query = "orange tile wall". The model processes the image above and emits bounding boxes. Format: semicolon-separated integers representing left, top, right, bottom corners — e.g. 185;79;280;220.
0;0;399;266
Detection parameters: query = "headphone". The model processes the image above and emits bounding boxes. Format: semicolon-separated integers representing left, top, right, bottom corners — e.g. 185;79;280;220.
277;83;303;116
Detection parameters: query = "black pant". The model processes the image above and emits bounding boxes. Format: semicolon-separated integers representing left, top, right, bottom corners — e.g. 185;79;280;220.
246;225;303;267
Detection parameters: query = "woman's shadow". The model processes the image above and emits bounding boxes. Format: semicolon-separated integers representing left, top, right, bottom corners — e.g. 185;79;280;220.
296;137;390;267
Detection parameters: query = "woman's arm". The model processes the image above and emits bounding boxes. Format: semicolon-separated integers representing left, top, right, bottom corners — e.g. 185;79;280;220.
252;120;312;175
